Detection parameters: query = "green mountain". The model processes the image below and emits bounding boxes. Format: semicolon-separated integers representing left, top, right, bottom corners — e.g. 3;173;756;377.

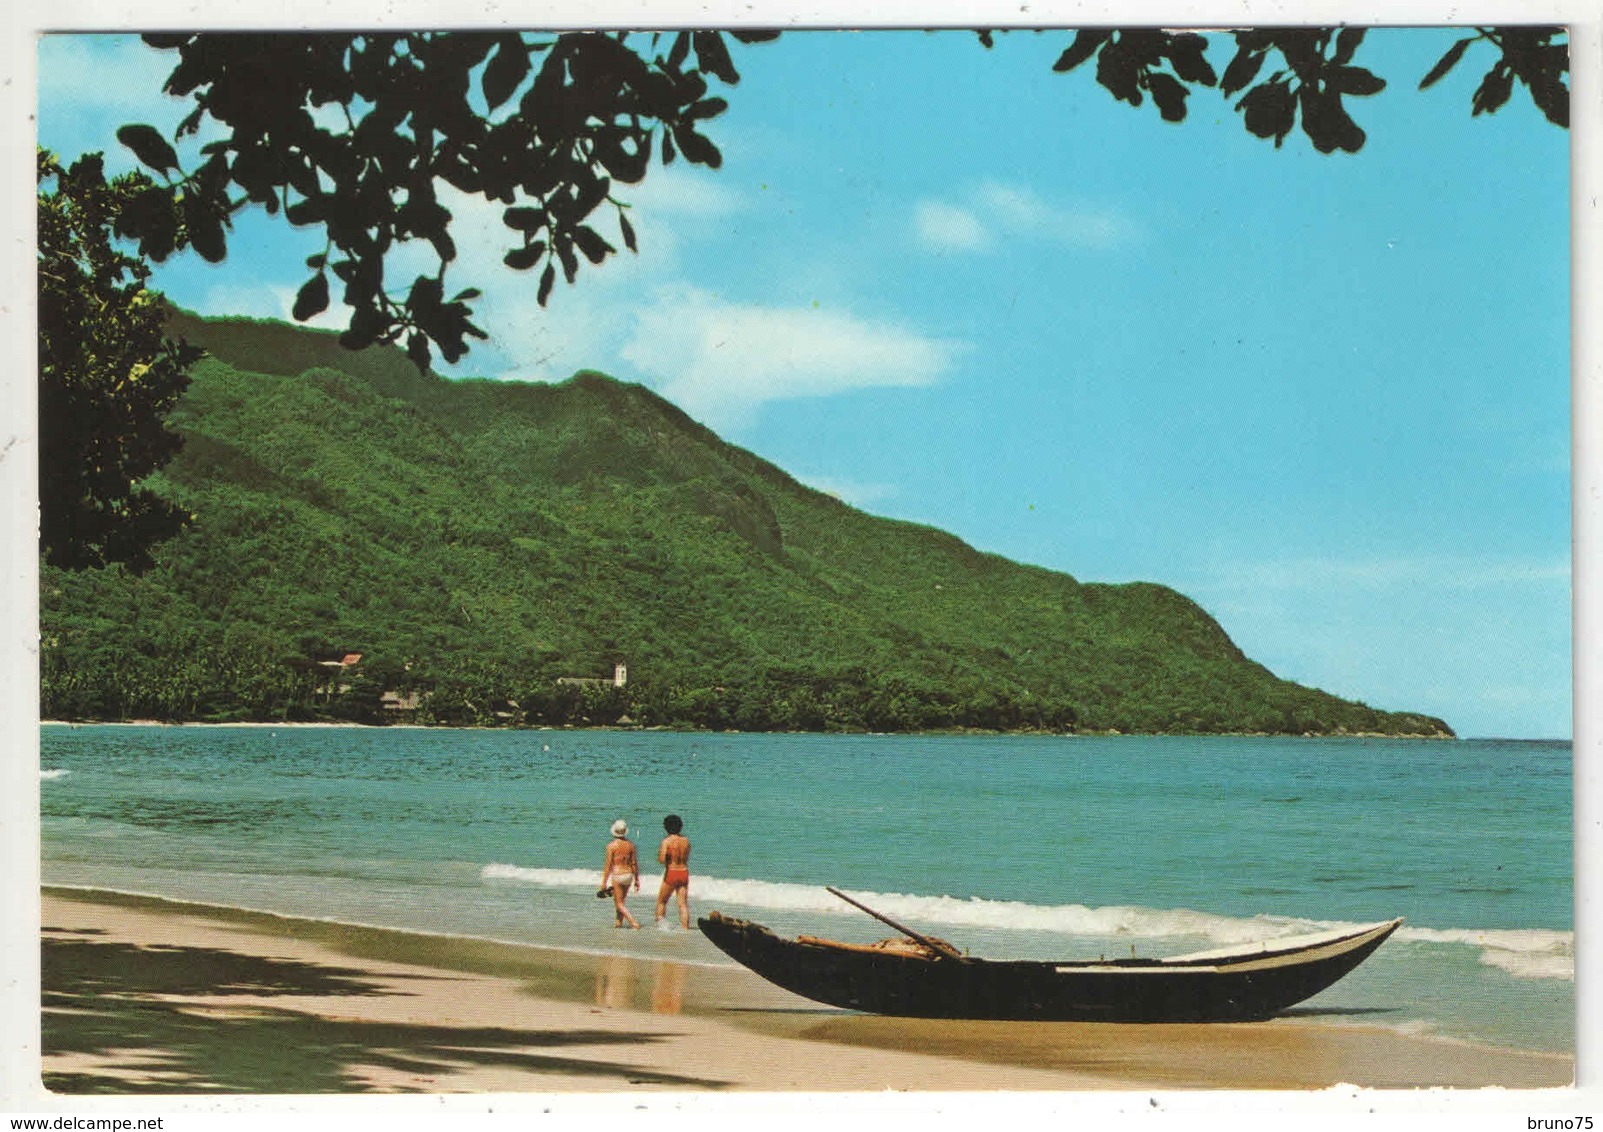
40;312;1454;737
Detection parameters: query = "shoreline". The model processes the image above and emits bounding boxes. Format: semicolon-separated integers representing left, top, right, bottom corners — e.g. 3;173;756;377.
39;719;1467;739
35;886;1573;1094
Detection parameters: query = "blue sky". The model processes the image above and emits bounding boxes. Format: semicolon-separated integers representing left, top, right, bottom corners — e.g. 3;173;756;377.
35;29;1573;738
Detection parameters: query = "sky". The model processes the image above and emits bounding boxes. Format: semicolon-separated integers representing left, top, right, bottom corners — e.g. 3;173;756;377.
32;28;1575;739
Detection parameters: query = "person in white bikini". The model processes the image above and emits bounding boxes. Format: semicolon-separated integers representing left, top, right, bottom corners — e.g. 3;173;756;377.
600;819;640;929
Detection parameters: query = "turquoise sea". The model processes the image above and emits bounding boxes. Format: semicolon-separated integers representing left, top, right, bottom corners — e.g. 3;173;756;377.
38;725;1573;1054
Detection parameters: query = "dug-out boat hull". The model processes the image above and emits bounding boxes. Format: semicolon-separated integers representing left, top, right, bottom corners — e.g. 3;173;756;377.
697;911;1402;1022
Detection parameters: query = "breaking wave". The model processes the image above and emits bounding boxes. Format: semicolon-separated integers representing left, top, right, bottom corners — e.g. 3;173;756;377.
1399;924;1573;981
479;864;1572;981
41;768;70;780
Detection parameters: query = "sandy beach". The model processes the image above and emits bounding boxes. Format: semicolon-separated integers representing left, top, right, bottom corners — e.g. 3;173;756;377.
32;887;1572;1095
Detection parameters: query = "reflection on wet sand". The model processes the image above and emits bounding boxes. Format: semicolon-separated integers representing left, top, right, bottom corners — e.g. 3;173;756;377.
651;959;685;1014
594;954;635;1010
594;954;685;1015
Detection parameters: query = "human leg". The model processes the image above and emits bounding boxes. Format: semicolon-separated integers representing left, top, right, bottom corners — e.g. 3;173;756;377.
613;880;640;928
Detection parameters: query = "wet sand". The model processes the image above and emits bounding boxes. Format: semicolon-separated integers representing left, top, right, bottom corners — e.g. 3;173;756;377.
34;887;1573;1095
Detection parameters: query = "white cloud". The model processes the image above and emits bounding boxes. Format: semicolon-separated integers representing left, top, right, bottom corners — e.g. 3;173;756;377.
976;182;1053;228
915;201;988;251
629;165;748;219
176;150;961;433
914;180;1143;254
420;185;683;382
620;284;964;429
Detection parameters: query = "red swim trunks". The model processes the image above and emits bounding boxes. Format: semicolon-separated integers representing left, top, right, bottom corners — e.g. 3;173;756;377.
664;866;690;887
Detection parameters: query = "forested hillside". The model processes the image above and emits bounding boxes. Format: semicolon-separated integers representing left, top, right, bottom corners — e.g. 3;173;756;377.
39;312;1453;736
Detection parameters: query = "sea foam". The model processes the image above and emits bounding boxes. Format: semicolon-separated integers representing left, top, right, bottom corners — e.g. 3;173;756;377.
1397;924;1574;981
479;862;1573;980
40;768;69;780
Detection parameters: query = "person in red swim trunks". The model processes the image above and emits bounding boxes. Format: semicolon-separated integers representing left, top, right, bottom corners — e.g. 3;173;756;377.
655;813;692;929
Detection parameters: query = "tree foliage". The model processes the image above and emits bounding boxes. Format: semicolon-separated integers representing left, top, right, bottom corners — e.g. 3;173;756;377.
37;149;204;571
1037;26;1567;153
111;31;775;370
108;27;1567;372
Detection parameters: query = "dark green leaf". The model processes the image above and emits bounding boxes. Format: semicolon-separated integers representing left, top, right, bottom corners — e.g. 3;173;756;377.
1527;75;1568;126
1330;66;1385;97
183;193;226;263
120;185;179;262
503;206;546;232
407;331;432;370
692;32;739;84
503;243;544;271
573;225;613;264
1299;87;1365;154
285;195;325;226
483;36;531;111
594;130;650;183
1419;37;1473;89
1146;73;1189;121
429;229;457;266
1220;46;1266;97
673;126;721;168
116;125;180;174
1333;27;1365;65
293;272;330;322
537;262;555;305
1239;80;1296;143
666;31;691;71
437;334;468;365
1165;34;1217;86
619;211;636;253
1052;29;1109;74
1094;41;1142;106
408;274;444;313
526;44;569;130
1273;29;1324;77
1472;66;1514;115
572;173;611;219
687;96;729;121
339;304;388;350
1118;30;1165;65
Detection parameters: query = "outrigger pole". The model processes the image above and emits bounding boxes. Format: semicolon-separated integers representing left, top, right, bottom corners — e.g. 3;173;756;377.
825;886;964;959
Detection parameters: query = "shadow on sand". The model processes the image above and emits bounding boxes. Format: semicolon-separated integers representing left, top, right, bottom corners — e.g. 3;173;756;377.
42;932;728;1094
1277;1005;1401;1019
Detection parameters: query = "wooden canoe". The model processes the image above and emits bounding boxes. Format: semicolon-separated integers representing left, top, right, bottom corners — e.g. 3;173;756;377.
697;909;1403;1022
